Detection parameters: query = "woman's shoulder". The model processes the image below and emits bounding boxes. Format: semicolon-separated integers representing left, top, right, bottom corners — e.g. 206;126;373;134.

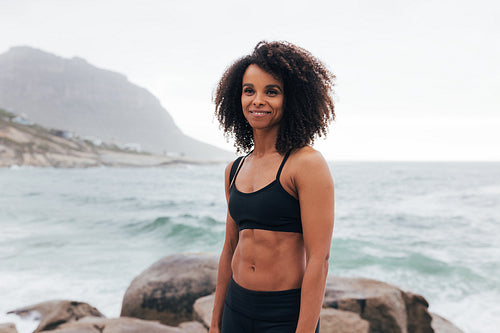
224;155;245;179
290;146;328;168
289;146;332;183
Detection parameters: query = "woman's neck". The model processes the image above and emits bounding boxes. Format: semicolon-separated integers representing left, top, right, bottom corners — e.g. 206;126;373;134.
252;127;280;156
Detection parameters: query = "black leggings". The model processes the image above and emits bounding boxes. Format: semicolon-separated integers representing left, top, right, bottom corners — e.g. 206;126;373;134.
221;277;320;333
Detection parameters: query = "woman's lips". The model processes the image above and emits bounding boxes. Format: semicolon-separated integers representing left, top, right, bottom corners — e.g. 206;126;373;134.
249;111;271;116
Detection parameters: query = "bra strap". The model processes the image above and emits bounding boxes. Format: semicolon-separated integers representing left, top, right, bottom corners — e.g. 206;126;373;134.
229;156;243;186
276;150;292;180
229;151;252;188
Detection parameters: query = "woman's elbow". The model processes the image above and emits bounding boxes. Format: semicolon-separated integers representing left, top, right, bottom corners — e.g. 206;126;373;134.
307;252;330;267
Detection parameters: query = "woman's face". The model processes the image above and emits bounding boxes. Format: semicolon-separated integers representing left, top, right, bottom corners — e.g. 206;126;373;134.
241;64;284;131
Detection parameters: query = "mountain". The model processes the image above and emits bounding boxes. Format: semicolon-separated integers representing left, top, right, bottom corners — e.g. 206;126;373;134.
0;46;232;160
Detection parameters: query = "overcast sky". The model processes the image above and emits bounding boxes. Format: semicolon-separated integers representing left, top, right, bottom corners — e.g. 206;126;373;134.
1;0;499;160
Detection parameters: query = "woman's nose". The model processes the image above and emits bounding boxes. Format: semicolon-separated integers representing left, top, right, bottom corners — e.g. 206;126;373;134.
252;93;264;106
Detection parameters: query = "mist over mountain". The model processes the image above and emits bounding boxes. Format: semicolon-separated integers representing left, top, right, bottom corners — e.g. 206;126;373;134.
0;46;232;160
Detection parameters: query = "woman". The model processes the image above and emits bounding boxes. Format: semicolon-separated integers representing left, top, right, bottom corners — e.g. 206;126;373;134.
210;41;335;333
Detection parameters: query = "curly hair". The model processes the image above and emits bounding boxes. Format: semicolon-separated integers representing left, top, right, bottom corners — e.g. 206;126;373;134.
214;41;335;154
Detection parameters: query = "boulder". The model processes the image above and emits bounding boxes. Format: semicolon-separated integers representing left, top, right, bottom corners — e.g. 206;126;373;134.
430;313;464;333
193;293;214;328
319;308;370;333
42;317;206;333
403;292;434;333
121;253;218;326
178;321;208;333
323;276;434;333
192;292;373;333
7;300;104;332
0;323;18;333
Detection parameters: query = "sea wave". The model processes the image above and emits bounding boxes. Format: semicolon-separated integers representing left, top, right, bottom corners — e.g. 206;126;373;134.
1;163;499;332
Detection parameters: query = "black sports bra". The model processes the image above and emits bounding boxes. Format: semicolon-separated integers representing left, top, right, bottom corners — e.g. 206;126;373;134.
228;151;302;233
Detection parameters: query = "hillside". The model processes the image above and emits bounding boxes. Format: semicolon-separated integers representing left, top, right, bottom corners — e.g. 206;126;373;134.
0;46;232;160
0;109;200;168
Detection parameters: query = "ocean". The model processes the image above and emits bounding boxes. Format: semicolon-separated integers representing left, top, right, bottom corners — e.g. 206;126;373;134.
1;162;499;333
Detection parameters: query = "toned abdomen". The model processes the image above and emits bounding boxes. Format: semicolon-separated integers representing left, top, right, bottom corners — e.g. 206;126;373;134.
231;229;306;291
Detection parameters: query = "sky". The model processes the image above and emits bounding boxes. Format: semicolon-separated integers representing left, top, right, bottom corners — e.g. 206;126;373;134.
1;0;499;161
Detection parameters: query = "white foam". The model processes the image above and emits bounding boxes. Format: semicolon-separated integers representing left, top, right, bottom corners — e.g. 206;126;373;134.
0;313;39;333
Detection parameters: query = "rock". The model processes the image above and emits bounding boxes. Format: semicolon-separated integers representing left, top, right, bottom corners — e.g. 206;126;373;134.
403;292;434;333
191;293;373;333
121;253;218;326
43;317;204;333
323;276;434;333
193;293;373;333
319;308;370;333
178;321;208;333
0;323;18;333
186;268;440;333
7;300;105;332
8;299;59;319
430;313;464;333
193;293;215;328
192;292;372;332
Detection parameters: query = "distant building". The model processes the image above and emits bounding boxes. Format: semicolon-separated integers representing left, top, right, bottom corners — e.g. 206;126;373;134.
166;151;185;157
50;129;74;139
82;136;103;146
11;116;34;126
122;143;142;153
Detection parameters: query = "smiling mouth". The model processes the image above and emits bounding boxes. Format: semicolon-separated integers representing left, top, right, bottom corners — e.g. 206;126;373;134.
249;111;271;115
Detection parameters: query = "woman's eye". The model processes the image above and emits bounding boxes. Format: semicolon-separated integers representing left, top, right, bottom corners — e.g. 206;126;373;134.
267;90;278;96
243;88;254;94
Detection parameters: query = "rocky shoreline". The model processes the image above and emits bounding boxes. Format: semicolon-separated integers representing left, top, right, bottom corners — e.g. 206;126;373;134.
2;253;464;333
0;109;227;168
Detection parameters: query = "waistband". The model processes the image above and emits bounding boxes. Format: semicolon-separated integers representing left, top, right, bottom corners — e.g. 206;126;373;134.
224;277;301;322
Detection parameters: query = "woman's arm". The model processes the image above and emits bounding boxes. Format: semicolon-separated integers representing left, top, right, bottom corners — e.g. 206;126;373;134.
294;149;334;333
209;162;239;333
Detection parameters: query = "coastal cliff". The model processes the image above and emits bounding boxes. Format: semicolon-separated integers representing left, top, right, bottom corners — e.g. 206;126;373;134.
0;46;232;160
